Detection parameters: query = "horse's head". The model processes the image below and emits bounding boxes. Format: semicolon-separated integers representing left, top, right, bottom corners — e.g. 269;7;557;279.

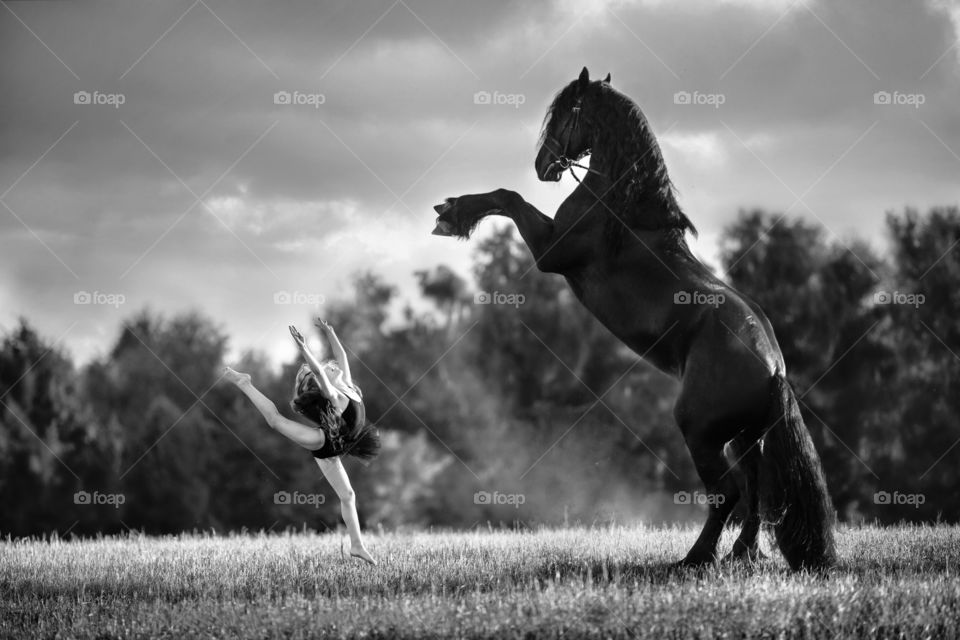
535;66;611;182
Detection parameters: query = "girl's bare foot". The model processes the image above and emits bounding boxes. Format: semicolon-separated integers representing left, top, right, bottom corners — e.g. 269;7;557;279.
350;544;376;565
222;367;251;386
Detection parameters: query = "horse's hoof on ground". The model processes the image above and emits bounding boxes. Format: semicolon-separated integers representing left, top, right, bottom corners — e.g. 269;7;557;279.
721;549;766;564
721;541;767;563
670;556;716;571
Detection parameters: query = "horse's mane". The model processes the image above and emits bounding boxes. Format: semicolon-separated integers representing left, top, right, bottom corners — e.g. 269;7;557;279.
542;81;697;249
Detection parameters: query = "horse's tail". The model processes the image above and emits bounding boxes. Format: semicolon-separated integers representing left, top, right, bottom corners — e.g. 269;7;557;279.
759;373;837;570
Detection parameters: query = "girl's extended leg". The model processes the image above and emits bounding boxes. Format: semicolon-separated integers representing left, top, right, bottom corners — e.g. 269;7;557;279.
315;457;376;565
223;367;325;451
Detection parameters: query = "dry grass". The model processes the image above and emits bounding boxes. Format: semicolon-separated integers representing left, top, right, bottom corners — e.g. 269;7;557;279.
2;524;958;638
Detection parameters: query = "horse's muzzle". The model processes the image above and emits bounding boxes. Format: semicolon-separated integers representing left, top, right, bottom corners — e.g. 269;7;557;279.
535;151;564;182
540;162;564;182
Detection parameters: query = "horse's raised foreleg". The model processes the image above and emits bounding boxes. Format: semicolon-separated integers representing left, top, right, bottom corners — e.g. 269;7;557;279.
432;189;582;273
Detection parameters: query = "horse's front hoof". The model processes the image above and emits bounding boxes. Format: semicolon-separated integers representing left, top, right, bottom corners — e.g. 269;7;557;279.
431;220;455;236
431;199;457;236
433;198;455;214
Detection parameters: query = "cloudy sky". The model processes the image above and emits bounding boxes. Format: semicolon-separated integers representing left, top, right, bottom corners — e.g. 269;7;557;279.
2;0;958;367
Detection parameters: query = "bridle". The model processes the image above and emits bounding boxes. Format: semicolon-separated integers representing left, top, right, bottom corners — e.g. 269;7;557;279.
550;97;605;184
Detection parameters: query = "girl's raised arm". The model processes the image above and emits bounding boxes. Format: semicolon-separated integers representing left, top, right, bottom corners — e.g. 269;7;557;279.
316;319;353;387
289;325;337;398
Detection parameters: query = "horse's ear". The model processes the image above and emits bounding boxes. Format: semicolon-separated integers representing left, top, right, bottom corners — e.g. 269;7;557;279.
578;66;590;86
603;72;611;84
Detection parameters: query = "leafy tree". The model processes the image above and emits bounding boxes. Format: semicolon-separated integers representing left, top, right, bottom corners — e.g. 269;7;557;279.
0;319;116;536
720;210;890;519
876;207;960;521
5;206;960;535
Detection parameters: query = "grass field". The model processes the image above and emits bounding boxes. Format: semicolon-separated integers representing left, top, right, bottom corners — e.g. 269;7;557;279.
2;525;958;638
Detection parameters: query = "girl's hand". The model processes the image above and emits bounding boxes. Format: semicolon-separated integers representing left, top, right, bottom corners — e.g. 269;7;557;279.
289;325;306;347
315;318;334;334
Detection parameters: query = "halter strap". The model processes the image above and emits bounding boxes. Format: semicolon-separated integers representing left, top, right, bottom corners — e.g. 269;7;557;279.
555;98;605;184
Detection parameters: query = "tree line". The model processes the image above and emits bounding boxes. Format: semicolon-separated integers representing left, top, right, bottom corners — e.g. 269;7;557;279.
1;206;958;537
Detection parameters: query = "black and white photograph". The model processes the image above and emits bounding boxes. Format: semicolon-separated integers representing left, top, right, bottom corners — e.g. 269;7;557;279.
2;0;959;637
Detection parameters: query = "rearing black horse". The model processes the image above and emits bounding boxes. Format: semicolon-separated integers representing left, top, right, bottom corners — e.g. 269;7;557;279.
432;67;836;570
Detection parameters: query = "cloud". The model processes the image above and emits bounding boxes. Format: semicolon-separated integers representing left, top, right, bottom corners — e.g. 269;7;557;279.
661;131;728;166
1;0;958;365
928;0;960;65
204;195;358;238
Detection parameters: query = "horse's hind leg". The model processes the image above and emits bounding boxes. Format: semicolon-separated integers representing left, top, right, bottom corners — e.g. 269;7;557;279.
677;423;742;566
723;435;766;562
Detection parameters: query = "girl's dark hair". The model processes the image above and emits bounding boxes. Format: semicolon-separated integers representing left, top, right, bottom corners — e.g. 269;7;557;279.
291;390;342;430
291;390;381;463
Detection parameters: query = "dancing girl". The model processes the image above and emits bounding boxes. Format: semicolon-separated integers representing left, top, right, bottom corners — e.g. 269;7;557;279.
223;319;380;564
